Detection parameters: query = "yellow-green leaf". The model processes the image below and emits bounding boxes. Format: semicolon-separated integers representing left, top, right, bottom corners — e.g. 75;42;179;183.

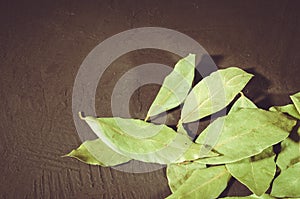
269;104;300;120
229;92;257;114
167;162;206;193
276;128;300;170
225;147;276;196
290;91;300;114
181;67;253;123
80;114;212;164
64;139;131;166
166;165;231;199
221;193;275;199
195;109;296;164
145;54;195;120
176;143;219;163
177;122;189;137
271;162;300;198
227;94;275;195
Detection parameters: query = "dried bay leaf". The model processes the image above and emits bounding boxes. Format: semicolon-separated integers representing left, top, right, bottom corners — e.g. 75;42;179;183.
221;194;275;199
64;139;131;166
145;54;195;120
176;143;219;163
166;165;230;199
227;99;276;196
225;147;276;196
167;162;206;193
271;162;300;198
181;67;253;123
80;114;213;164
195;109;296;164
229;92;257;114
269;104;300;120
291;91;300;114
276;128;300;170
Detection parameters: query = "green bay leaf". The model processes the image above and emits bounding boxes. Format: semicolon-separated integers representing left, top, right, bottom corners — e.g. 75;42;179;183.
64;139;131;166
176;143;219;163
225;147;276;196
181;67;253;123
167;162;206;193
276;129;300;170
166;165;231;199
177;122;189;137
221;193;275;199
81;114;212;164
145;54;195;120
269;104;300;120
290;91;300;114
195;109;296;164
229;92;257;114
226;94;275;195
271;162;300;198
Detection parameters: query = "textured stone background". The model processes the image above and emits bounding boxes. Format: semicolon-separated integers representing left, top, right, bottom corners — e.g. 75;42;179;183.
0;0;299;198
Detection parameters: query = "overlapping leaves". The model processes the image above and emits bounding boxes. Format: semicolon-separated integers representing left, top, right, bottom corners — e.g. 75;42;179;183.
65;54;299;198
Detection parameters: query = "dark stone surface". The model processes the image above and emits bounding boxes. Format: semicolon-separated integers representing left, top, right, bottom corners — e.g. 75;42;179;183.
0;0;299;198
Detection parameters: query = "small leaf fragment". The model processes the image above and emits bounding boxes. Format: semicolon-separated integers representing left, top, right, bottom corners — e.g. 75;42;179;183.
225;147;276;196
166;165;231;199
271;162;300;198
146;54;195;120
290;91;300;114
195;109;296;164
167;162;206;193
269;104;300;120
276;129;300;170
181;67;253;123
64;139;131;166
229;92;257;114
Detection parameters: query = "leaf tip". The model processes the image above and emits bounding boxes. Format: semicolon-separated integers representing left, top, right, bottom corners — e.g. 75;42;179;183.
186;53;196;65
61;151;72;158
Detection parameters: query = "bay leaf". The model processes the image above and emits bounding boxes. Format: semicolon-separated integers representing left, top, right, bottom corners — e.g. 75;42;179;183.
276;128;300;170
269;104;300;120
167;162;206;193
227;99;275;196
64;139;131;166
271;162;300;198
229;92;257;114
145;54;195;120
176;143;219;163
290;91;300;114
80;114;213;164
166;165;231;199
225;147;276;196
221;193;275;199
195;109;296;164
180;67;253;123
177;122;189;137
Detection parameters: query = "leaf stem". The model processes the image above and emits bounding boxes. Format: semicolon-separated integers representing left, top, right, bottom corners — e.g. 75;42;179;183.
176;119;182;128
144;115;150;122
78;112;85;120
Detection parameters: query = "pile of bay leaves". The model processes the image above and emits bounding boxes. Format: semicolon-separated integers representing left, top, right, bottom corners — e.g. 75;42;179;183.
66;54;300;199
